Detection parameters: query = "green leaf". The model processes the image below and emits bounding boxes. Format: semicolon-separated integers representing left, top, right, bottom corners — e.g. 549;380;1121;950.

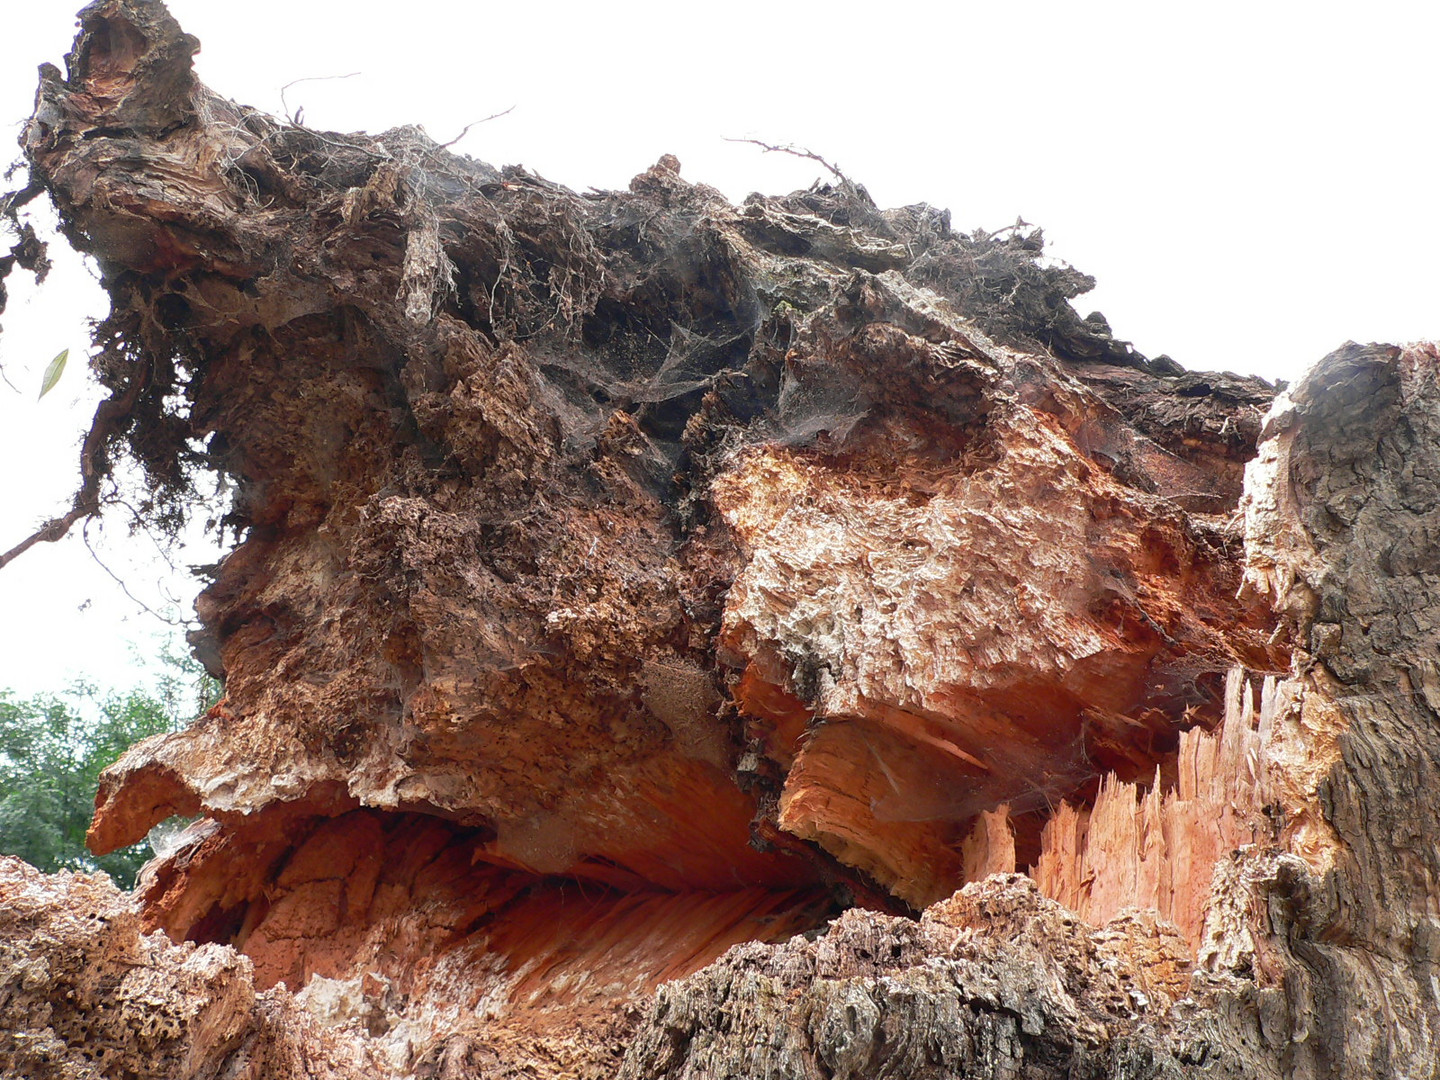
37;348;69;400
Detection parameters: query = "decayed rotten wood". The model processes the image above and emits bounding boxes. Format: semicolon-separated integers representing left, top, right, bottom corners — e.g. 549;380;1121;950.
614;349;1440;1080
8;1;1440;1077
22;0;1277;908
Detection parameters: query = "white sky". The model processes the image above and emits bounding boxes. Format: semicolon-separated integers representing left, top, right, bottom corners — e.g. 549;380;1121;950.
1;0;1437;696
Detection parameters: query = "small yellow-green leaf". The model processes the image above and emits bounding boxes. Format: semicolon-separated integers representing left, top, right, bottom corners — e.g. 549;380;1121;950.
38;349;68;400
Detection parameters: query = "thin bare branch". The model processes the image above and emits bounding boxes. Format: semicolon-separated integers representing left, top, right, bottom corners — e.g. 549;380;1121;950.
438;106;516;151
81;520;183;626
981;216;1033;240
278;72;361;126
0;357;151;572
723;138;852;186
0;502;93;570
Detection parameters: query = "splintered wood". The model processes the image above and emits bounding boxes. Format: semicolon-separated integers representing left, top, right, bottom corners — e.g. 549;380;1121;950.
1033;669;1278;948
960;804;1017;882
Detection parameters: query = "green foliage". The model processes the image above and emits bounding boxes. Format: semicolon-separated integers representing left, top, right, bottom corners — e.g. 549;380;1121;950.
0;648;218;889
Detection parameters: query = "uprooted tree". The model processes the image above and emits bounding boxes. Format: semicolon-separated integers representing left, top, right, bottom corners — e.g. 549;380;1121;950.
3;2;1438;1077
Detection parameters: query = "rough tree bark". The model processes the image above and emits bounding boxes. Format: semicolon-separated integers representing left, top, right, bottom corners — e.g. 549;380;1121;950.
2;2;1436;1078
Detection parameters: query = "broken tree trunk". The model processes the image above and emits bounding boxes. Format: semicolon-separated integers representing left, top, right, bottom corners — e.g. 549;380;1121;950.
3;2;1438;1077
